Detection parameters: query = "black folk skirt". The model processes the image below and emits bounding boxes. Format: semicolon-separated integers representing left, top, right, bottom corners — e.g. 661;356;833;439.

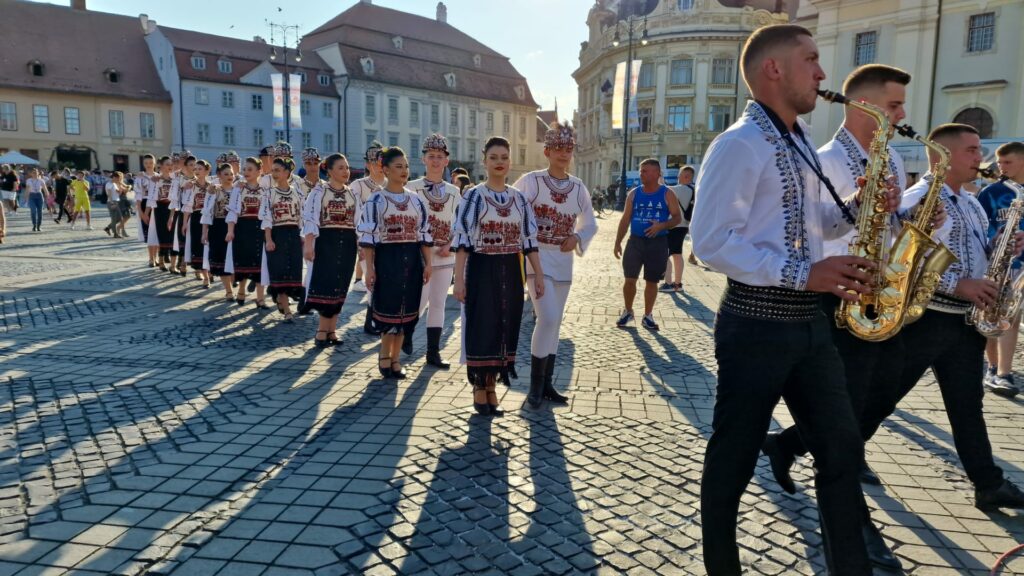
464;252;525;385
139;199;149;242
207;218;230;277
266;225;305;301
232;218;264;282
300;228;358;318
173;211;186;256
370;242;424;335
153;202;173;257
189;215;205;270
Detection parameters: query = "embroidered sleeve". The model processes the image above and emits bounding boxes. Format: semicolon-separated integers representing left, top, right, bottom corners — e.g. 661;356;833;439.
357;195;380;247
169;178;183;211
146;178;158;204
691;135;804;289
518;191;539;254
258;190;273;230
574;182;598;256
511;173;537;203
181;189;195;214
301;184;324;238
199;192;215;226
225;186;241;224
415;196;434;246
452;189;480;252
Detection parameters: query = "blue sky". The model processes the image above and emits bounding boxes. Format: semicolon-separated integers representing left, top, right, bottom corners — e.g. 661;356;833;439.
33;0;590;118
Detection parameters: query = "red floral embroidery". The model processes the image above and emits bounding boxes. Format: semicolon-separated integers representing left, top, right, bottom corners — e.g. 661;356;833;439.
324;196;355;227
428;214;451;245
272;200;298;223
241;192;261;217
193;191;207;212
477;220;522;254
382;213;419;243
533;204;576;246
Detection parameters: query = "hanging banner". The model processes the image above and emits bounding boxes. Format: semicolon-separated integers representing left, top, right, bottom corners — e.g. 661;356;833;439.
627;60;642;130
288;73;302;130
611;60;642;131
271;74;284;130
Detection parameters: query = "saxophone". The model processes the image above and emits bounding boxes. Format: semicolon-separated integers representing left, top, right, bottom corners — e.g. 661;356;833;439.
968;177;1024;337
891;124;957;324
818;90;903;341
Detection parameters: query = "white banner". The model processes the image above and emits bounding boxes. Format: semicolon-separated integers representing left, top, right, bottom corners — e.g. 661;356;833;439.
611;60;642;131
627;60;641;130
271;74;284;130
288;74;302;130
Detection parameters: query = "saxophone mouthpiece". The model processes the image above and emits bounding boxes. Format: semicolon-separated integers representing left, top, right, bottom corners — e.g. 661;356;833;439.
817;89;847;104
977;165;999;180
894;124;919;139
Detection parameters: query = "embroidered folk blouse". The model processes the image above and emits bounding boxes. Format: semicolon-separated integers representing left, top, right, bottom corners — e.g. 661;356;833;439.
259;184;303;229
226;182;265;223
357;189;433;247
452;184;539;256
301;182;361;237
407;178;460;268
514;170;598;283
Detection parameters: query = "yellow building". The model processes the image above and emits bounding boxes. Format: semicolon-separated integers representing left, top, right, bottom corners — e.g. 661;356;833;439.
802;0;1024;159
0;1;172;172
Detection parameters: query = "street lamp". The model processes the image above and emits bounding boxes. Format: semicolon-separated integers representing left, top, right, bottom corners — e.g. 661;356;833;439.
268;22;301;144
611;16;648;210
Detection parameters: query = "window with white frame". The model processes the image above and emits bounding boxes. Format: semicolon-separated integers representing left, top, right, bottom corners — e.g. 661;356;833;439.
670;59;693;85
218;60;232;73
711;58;735;84
365;94;376;122
637;62;654;88
252;94;263;110
636;106;652;133
254;128;264;148
410;102;420;126
195;87;209;105
518;116;526;138
667;104;691;131
409;135;420;158
450;138;459;160
221;91;234;108
223;126;235;146
967;12;995;52
274;130;285;143
108;109;123;137
486;112;494;132
197;123;210;144
323;102;333;118
388;132;399;147
64;107;80;135
709;104;732;131
518;146;526;165
0;102;16;131
140;112;155;139
323;134;334;152
502;113;510;135
191;56;206;70
678;0;694;9
318;74;330;86
468;139;477;162
450;105;459;132
854;32;877;66
366;131;378;148
388;97;399;125
302;132;312;148
469;110;477;134
298;72;307;84
301;99;310;116
431;104;440;129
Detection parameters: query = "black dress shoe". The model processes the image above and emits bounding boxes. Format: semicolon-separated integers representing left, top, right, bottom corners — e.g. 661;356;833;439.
859;463;882;486
976;480;1024;511
390;363;406;380
862;519;902;571
489;404;504;417
761;432;797;494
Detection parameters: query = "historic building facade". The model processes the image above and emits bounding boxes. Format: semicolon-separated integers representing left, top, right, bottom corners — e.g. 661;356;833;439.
572;0;789;191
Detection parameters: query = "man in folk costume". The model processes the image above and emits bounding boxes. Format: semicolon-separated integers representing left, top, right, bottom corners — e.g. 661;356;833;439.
404;134;460;368
260;142;305;195
298;147;324;198
513;122;598;409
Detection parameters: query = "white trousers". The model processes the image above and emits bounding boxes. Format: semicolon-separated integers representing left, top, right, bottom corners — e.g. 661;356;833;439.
527;276;571;357
420;266;454;328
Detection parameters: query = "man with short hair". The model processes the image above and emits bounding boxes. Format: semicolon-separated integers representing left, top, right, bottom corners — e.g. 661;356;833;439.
661;165;695;293
860;124;1024;513
976;141;1024;397
613;158;681;331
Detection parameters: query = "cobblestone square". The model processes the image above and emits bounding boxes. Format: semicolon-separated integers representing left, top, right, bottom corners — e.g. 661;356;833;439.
1;210;1024;575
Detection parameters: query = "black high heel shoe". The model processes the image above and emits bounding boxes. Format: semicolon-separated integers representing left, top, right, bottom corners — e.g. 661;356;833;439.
314;330;329;348
390;362;407;380
378;356;393;378
473;385;489;416
326;332;341;346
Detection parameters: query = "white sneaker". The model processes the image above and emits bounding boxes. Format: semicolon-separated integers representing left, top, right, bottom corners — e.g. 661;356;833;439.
87;225;94;231
351;279;367;293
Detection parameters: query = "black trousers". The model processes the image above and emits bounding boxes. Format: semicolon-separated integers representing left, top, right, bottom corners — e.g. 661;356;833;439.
701;311;870;576
776;295;905;459
859;309;1004;491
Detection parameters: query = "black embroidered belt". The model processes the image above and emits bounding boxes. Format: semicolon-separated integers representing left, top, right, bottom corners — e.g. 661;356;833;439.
720;279;821;322
929;292;972;314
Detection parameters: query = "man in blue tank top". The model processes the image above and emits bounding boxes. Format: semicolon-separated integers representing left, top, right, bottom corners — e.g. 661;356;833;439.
613;158;682;330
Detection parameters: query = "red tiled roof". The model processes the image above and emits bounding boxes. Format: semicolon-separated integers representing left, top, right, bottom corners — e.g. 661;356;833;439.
160;26;338;97
302;2;538;108
0;0;171;102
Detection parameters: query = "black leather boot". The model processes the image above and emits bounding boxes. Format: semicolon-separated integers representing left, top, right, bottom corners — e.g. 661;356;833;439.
426;327;450;369
542;355;568;404
527;356;546;410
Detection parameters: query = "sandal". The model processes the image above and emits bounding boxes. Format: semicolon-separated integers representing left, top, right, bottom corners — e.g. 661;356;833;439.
378;355;393;378
390;361;406;380
236;298;245;306
326;332;341;346
486;381;504;416
255;301;271;310
224;293;235;302
314;330;329;348
473;383;489;415
283;312;295;323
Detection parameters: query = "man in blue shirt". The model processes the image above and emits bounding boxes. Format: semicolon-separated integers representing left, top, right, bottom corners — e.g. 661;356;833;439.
976;141;1024;397
613;158;682;330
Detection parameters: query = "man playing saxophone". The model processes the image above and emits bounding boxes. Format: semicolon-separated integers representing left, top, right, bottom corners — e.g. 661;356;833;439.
859;124;1024;511
760;64;911;571
977;141;1024;397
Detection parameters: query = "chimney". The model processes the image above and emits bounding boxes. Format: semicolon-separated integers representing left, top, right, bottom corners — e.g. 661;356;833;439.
253;35;266;44
436;2;447;23
71;0;86;10
359;0;372;4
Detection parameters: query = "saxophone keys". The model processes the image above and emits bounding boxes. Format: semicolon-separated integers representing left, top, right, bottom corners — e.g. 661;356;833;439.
877;286;902;307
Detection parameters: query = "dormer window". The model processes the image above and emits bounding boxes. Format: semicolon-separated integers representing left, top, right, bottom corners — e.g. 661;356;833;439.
27;60;44;76
298;71;307;84
444;72;457;89
473;54;481;68
318;74;331;86
191;55;206;70
217;59;232;73
514;85;525;100
392;35;404;50
105;68;120;83
360;57;375;76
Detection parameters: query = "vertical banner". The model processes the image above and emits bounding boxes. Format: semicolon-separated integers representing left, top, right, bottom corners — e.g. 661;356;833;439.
627;60;642;130
288;73;302;130
611;62;626;131
271;74;284;130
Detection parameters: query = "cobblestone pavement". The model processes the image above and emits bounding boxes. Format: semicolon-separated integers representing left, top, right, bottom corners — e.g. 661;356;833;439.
1;206;1023;575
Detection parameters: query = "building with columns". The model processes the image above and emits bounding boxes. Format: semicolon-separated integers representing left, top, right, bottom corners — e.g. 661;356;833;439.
800;0;1024;174
573;0;790;191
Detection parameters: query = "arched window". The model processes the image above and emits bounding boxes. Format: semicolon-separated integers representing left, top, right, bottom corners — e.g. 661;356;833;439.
954;107;994;139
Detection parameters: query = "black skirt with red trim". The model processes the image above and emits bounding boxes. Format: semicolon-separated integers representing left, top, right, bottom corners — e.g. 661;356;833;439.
153;202;173;254
299;228;357;318
266;225;305;301
173;211;186;256
189;215;205;269
207;218;229;277
464;251;524;385
231;218;264;282
370;242;424;335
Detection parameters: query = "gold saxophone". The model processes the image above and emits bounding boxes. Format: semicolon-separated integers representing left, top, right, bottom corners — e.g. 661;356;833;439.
968;177;1024;337
818;90;957;340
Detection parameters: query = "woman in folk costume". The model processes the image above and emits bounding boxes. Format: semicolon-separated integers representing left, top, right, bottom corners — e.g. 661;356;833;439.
513;122;598;409
136;154;159;267
226;157;269;308
261;157;306;322
403;134;460;368
298;147;324;197
300;153;360;347
181;159;213;288
350;142;387;300
146;156;176;271
358;147;433;379
169;154;196;276
201;163;236;300
453;137;545;416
